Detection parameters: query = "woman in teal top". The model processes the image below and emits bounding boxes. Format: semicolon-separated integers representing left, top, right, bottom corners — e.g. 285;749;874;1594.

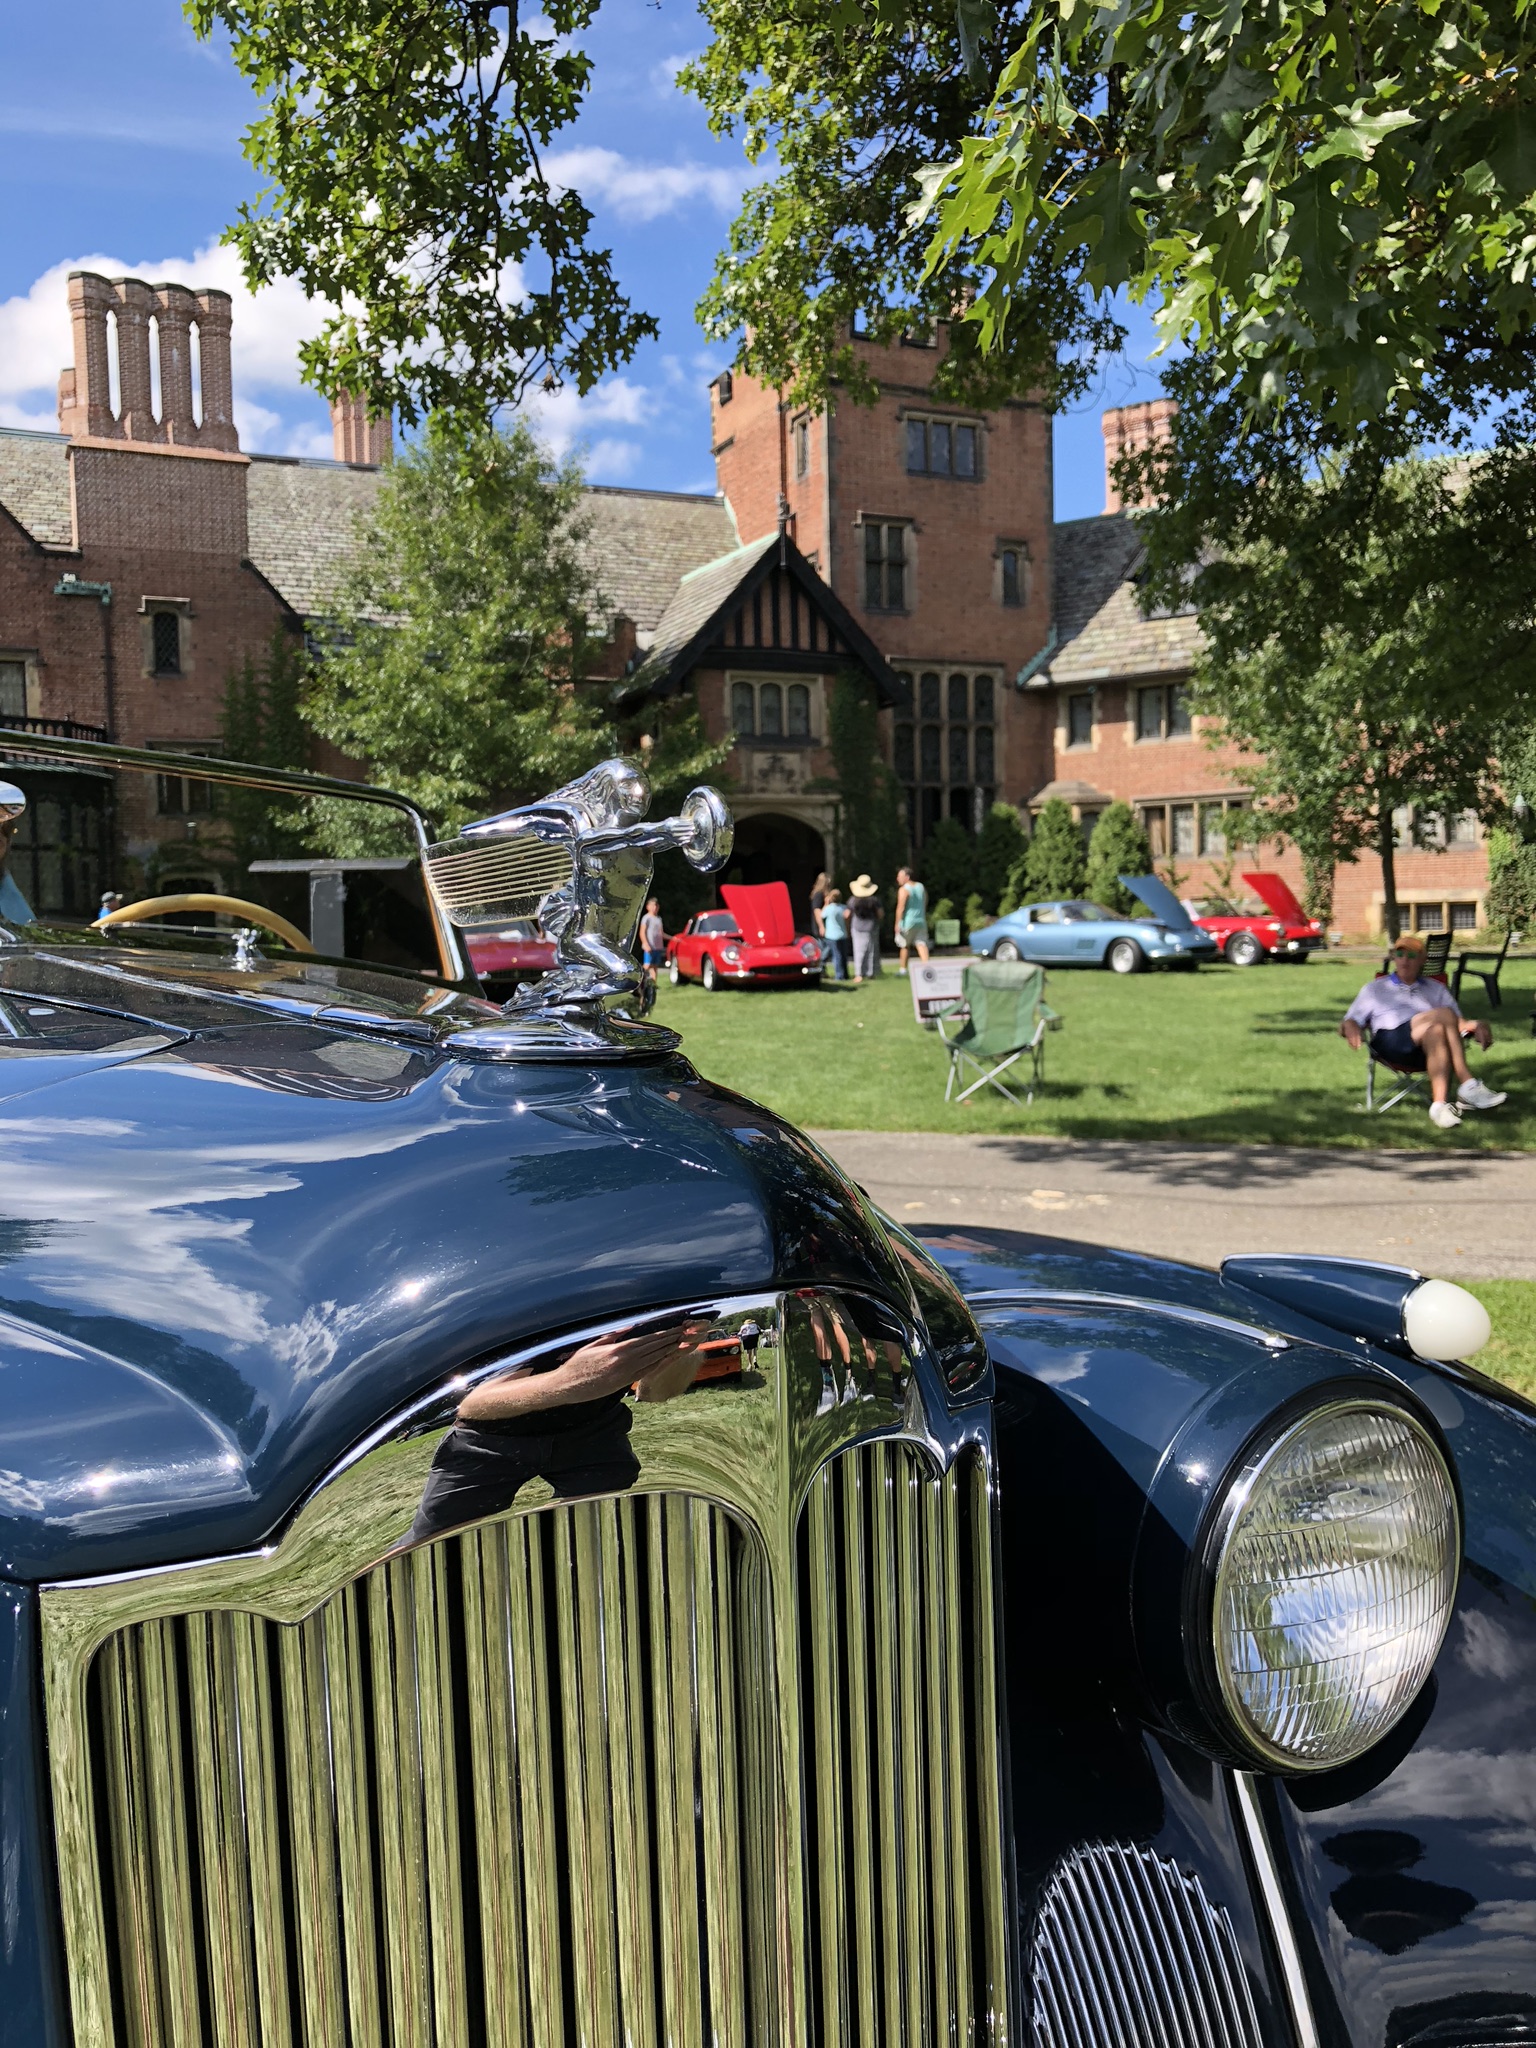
895;866;929;974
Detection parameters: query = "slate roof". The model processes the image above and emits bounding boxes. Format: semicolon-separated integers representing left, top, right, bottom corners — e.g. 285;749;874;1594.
0;431;738;637
1039;511;1201;686
628;533;780;690
245;456;386;618
579;486;737;641
0;429;74;547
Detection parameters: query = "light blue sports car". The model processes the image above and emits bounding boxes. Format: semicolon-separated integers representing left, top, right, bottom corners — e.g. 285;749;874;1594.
969;872;1220;973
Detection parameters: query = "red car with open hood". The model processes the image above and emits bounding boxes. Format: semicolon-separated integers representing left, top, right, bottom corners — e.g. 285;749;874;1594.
666;882;823;989
1193;872;1326;966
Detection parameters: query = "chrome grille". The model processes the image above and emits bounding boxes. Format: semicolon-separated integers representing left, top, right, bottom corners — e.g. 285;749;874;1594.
801;1443;1009;2048
422;833;573;924
78;1444;1008;2048
88;1496;765;2048
1030;1842;1262;2048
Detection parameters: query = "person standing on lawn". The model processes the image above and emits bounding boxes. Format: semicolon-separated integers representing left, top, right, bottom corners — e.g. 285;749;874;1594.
1340;930;1506;1131
848;875;883;981
639;898;666;991
894;866;930;975
821;888;850;980
810;869;829;936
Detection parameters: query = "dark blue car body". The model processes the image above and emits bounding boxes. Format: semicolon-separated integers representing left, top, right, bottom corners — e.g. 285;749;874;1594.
4;934;1533;2048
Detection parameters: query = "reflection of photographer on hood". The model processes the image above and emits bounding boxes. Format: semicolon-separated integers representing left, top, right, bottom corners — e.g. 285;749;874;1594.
0;782;34;926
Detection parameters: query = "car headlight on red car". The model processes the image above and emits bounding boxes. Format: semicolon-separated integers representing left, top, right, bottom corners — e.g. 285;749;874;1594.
800;939;821;961
721;945;741;963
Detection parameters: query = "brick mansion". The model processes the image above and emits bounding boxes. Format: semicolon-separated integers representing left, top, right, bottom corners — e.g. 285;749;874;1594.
0;268;1490;936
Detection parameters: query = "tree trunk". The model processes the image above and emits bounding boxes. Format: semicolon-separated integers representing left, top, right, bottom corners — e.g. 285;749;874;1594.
1378;808;1400;941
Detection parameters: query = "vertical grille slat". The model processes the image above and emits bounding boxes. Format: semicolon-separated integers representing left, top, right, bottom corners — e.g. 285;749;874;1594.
78;1441;1009;2048
1030;1844;1264;2048
799;1442;1009;2048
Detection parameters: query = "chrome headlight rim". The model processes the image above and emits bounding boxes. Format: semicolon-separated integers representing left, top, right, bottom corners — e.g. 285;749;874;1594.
1186;1389;1462;1776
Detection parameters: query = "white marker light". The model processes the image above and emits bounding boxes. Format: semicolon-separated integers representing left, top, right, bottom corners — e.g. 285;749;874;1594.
1403;1278;1492;1362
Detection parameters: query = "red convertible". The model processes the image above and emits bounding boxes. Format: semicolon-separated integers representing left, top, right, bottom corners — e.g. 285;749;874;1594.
466;920;556;1000
1193;872;1326;966
667;882;823;990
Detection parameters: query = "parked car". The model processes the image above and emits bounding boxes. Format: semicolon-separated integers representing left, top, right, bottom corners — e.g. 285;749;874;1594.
971;872;1219;973
667;879;823;989
465;917;557;997
2;731;1533;2048
1193;871;1327;966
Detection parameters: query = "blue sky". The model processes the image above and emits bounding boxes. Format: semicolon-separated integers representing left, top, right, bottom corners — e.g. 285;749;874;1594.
0;0;1163;518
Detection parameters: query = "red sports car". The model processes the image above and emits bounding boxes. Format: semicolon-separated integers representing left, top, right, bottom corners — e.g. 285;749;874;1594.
667;882;823;990
1193;872;1326;966
466;920;557;999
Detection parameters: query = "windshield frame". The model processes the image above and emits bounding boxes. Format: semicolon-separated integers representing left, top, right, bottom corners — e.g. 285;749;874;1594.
0;725;469;982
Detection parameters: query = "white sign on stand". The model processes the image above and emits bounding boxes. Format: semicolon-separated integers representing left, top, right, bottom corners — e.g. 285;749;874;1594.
909;958;968;1028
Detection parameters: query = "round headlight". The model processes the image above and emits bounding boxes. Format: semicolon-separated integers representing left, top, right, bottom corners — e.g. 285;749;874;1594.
1207;1400;1458;1771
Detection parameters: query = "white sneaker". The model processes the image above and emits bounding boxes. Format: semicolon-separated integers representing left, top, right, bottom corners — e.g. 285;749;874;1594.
1429;1100;1463;1131
1458;1078;1507;1111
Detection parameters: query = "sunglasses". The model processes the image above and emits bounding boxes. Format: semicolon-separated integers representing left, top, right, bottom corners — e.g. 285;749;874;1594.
1392;946;1420;958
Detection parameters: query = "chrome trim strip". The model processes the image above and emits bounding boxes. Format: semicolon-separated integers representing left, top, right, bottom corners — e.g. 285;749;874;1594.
969;1289;1292;1352
1231;1772;1321;2048
41;1288;1011;2048
0;724;469;982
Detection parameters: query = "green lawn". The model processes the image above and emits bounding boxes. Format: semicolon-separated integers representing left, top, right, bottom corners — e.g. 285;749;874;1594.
651;951;1536;1149
653;955;1536;1398
1462;1281;1536;1401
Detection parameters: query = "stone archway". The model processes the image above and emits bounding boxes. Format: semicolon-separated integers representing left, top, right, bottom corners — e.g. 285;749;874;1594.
725;812;828;932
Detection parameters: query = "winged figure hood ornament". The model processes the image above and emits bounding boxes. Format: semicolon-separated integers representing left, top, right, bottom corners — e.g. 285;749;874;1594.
423;760;733;1058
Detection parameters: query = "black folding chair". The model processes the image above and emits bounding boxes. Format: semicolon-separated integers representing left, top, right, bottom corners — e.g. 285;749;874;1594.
1452;929;1512;1010
1365;1030;1428;1113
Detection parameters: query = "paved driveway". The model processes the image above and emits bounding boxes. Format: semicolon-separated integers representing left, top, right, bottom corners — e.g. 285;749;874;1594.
809;1129;1536;1280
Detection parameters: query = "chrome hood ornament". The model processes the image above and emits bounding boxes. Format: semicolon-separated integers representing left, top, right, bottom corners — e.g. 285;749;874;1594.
423;759;733;1059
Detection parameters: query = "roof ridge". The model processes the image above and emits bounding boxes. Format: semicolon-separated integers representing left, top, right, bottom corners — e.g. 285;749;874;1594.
584;483;724;504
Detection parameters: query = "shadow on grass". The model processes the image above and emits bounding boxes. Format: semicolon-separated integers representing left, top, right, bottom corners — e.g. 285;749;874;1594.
968;1098;1528;1180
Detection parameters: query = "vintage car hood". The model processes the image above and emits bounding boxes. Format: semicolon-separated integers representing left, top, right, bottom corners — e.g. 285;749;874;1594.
1119;872;1194;930
1242;871;1310;925
0;953;914;1582
721;881;796;945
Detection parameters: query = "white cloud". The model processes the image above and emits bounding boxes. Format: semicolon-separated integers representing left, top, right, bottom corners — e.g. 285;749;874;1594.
585;438;643;481
650;51;701;95
543;146;749;223
516;374;654;469
0;244;330;443
0;105;233;152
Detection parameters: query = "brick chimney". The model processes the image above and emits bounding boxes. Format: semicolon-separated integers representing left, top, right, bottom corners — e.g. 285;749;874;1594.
1102;398;1177;514
57;271;239;451
330;393;393;465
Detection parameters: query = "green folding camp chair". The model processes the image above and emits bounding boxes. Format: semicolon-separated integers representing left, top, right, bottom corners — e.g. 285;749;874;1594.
938;960;1061;1106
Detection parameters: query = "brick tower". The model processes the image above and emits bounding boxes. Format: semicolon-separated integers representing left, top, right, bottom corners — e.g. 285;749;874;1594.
708;329;1057;847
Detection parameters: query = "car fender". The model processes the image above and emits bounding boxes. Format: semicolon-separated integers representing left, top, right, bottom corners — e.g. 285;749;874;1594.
922;1225;1536;2047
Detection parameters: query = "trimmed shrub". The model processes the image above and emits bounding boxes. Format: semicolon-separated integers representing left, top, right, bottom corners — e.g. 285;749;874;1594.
1085;802;1154;916
1022;798;1087;900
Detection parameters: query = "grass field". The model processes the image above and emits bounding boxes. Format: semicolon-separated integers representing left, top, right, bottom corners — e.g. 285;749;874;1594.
651;950;1536;1149
653;951;1536;1397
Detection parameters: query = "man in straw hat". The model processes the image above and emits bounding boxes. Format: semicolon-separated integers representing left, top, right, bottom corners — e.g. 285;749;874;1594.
847;874;882;982
1340;928;1505;1130
0;781;34;926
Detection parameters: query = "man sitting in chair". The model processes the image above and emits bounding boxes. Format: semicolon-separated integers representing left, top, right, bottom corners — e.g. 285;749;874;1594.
1340;931;1505;1130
